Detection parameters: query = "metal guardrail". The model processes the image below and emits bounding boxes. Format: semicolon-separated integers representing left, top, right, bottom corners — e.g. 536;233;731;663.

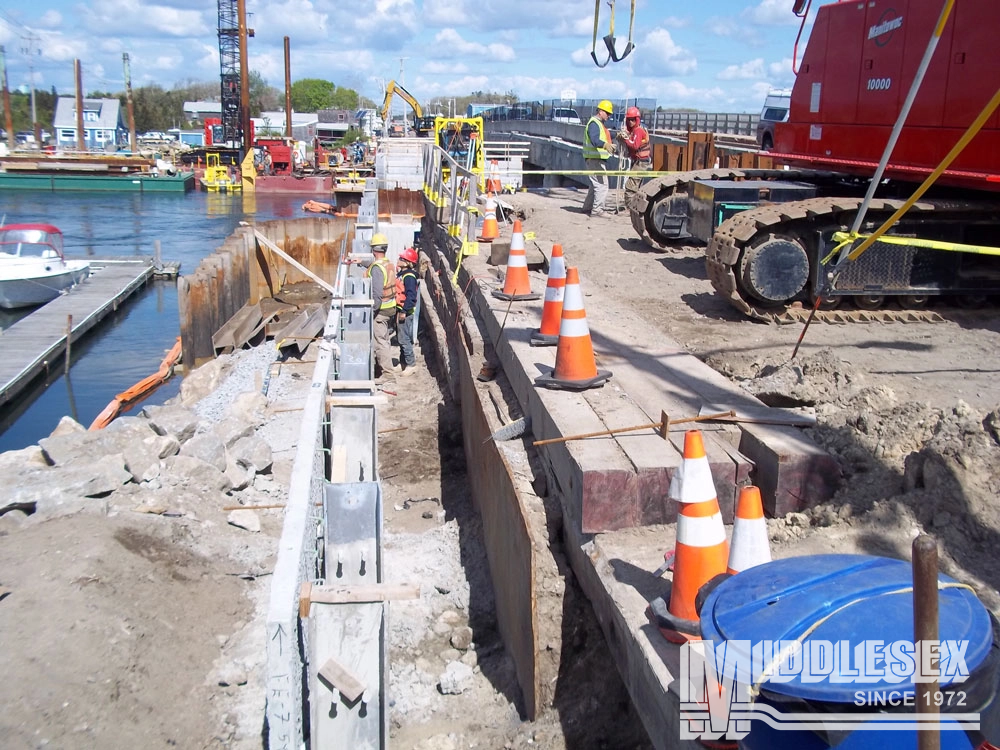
651;111;759;136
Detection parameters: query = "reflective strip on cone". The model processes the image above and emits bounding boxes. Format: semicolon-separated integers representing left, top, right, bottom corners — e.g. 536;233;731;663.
543;284;565;303
558;316;591;338
676;512;727;546
669;457;717;504
727;516;771;574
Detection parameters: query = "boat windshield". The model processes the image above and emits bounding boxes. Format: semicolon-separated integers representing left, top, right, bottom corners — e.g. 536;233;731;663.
0;226;64;259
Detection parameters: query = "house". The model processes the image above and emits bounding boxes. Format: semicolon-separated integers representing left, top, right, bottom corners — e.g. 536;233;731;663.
183;101;222;124
315;109;355;143
53;97;127;150
251;111;318;142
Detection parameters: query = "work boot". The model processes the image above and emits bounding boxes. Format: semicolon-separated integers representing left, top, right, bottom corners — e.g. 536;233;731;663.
398;367;415;378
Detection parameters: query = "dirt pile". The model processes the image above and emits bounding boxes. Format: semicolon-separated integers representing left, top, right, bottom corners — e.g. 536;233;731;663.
734;350;1000;611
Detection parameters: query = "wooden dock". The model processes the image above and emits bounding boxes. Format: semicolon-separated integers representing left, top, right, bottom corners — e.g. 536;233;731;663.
0;258;157;408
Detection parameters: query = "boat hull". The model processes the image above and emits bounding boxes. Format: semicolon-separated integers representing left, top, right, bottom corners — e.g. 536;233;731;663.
0;261;90;309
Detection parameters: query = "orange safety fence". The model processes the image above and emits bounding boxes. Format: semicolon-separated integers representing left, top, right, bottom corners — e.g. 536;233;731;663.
89;336;183;431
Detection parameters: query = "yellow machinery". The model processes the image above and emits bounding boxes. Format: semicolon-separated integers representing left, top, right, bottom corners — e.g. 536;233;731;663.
381;81;422;136
200;152;241;193
434;116;485;188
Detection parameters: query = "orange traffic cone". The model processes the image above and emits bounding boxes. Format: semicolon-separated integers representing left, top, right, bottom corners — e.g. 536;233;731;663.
651;430;730;643
726;486;771;575
478;194;499;242
492;219;540;302
487;159;502;194
530;243;566;346
534;266;612;390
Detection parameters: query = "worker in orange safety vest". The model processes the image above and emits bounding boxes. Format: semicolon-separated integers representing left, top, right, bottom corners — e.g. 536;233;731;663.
365;234;399;381
617;106;651;208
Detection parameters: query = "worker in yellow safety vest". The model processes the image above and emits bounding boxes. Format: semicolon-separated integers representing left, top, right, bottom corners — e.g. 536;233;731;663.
366;233;399;380
582;99;617;218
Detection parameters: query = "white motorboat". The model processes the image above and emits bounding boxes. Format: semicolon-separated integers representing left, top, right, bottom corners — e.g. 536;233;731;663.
0;223;90;309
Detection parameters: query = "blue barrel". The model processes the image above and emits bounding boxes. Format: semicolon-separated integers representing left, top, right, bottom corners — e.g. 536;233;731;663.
698;554;999;749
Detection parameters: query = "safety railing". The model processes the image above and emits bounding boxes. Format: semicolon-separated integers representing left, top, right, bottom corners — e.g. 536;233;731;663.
422;142;488;280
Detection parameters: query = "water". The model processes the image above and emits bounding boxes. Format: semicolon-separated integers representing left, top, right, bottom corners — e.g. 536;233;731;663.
0;190;319;452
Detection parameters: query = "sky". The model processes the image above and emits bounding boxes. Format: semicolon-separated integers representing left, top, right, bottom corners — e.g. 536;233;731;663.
0;0;823;114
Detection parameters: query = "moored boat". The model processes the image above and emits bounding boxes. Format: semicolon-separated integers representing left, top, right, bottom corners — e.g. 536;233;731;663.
0;223;90;309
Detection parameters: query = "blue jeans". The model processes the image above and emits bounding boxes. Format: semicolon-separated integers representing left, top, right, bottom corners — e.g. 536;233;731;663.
399;312;416;367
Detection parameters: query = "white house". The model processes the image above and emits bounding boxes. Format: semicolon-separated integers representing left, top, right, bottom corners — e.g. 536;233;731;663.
52;98;127;150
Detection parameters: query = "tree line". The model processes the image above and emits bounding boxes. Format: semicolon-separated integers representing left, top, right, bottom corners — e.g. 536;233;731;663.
1;77;530;135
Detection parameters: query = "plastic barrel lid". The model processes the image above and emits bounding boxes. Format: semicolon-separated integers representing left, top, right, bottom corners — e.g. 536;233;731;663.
699;554;992;702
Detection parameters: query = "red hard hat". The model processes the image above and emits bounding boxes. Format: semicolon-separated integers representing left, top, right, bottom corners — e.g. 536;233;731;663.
626;106;641;119
400;247;418;263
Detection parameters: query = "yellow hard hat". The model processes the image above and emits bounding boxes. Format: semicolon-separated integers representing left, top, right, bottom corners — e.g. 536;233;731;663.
597;100;614;114
370;233;388;249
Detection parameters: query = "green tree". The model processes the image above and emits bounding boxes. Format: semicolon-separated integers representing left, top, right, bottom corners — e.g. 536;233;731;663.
330;86;359;111
248;70;281;116
290;78;335;112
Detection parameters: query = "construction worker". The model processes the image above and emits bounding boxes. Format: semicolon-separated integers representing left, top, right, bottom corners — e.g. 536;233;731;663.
581;100;617;218
396;247;419;376
366;234;399;380
617;106;652;207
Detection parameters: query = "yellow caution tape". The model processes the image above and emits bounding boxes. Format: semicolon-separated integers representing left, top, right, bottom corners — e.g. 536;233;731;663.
827;231;1000;265
524;231;536;240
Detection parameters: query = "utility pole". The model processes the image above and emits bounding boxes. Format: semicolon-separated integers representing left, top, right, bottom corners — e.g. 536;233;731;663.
123;53;137;153
283;37;292;139
237;0;251;157
1;46;15;150
74;59;85;150
22;33;40;143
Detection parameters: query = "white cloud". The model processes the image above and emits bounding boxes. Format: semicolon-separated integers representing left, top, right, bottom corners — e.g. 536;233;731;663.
705;16;738;37
661;16;689;29
718;58;765;80
743;0;801;26
248;0;329;43
552;15;594;38
81;0;211;38
633;28;696;76
423;61;468;75
422;0;473;26
769;58;794;77
38;10;62;28
431;29;515;62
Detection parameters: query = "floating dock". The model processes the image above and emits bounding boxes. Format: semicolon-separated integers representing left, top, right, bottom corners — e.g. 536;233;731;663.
0;258;160;408
0;171;195;192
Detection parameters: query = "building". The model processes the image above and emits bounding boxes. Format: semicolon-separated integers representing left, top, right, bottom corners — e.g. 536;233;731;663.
52;98;127;150
183;101;223;124
251;111;319;142
315;109;355;143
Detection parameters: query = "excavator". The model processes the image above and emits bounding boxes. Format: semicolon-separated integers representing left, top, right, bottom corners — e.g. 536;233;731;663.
381;80;422;137
629;0;1000;322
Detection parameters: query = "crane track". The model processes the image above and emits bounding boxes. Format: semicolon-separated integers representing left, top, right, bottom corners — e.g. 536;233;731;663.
631;169;745;250
706;196;998;324
630;168;834;251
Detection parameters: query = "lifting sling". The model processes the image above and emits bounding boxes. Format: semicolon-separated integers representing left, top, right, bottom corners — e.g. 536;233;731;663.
590;0;636;68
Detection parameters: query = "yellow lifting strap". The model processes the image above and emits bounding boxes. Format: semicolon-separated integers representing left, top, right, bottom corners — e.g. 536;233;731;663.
591;0;636;68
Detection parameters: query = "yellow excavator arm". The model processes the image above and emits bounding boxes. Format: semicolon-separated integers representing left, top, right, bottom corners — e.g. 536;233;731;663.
381;81;423;128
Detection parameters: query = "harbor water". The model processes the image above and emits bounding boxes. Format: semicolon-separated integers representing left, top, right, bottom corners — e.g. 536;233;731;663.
0;190;323;452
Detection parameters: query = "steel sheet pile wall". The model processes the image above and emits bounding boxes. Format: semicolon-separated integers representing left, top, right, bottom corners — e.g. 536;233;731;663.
177;217;348;366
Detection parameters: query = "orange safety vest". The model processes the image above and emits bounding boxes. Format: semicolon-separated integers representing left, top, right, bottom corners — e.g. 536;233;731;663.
366;257;398;311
